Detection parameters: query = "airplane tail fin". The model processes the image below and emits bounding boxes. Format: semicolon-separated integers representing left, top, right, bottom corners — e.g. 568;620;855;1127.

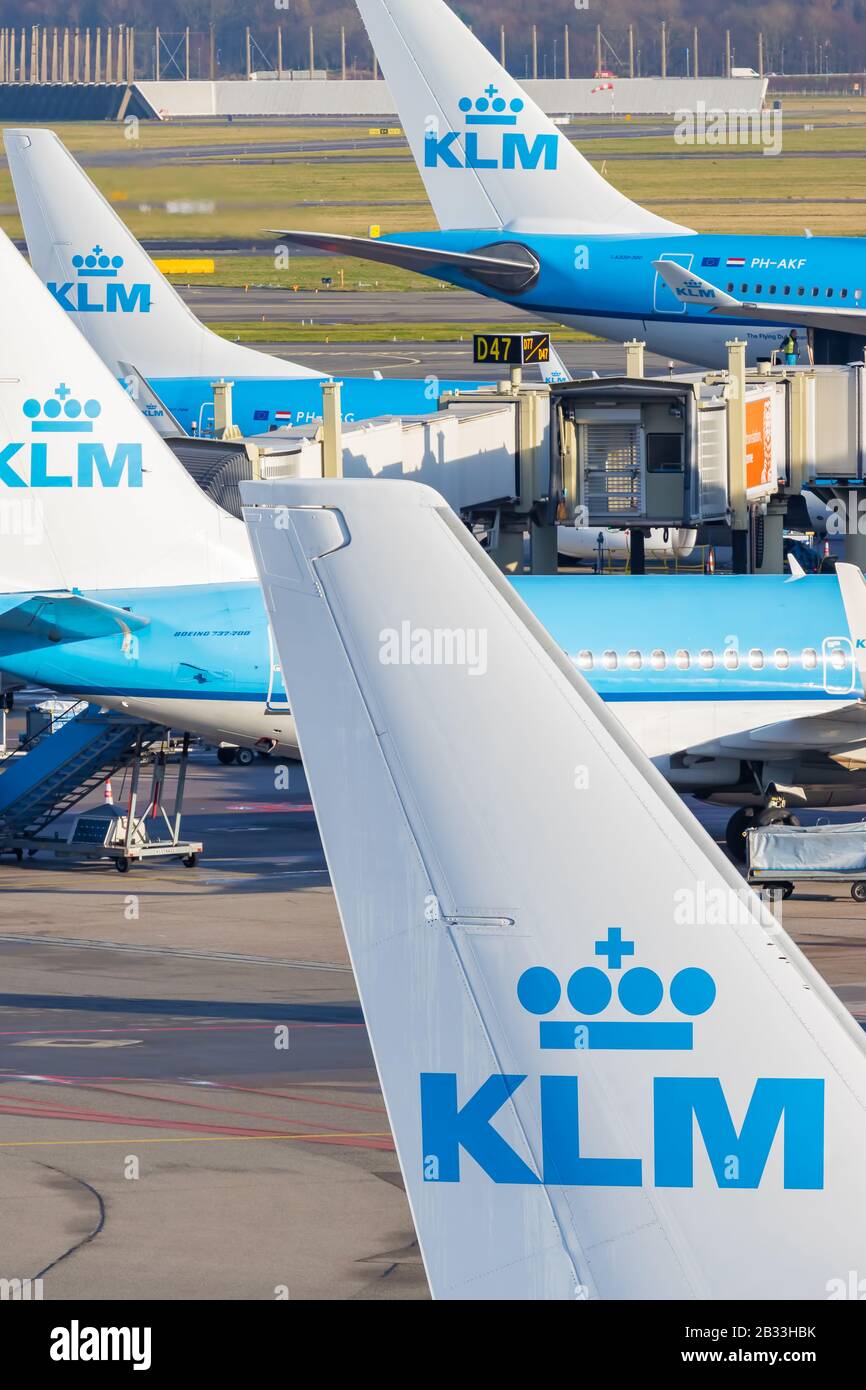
0;230;253;593
539;343;572;385
3;128;322;383
356;0;691;235
244;474;866;1300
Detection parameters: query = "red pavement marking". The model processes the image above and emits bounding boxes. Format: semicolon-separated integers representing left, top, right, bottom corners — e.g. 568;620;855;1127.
208;1080;387;1116
0;1021;363;1037
0;1097;393;1149
1;1075;386;1116
2;1082;385;1133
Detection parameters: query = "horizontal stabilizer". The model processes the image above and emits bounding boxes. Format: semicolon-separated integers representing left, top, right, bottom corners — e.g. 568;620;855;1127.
0;592;150;645
653;260;866;337
269;229;540;292
244;476;866;1300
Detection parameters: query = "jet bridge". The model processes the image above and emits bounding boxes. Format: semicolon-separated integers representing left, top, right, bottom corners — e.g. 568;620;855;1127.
787;360;866;571
177;354;866;576
551;344;821;574
552;372;790;529
171;385;556;573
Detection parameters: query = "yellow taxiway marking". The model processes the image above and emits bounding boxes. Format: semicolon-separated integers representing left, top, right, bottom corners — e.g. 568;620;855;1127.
0;1132;392;1149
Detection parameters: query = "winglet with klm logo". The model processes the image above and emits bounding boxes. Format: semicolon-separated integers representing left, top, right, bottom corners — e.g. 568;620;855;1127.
652;259;741;310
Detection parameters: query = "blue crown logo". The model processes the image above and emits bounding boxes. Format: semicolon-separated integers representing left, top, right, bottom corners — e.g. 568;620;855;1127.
22;384;102;434
71;246;124;279
458;85;525;127
517;929;716;1053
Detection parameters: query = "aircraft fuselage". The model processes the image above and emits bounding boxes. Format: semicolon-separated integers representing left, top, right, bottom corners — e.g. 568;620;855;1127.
385;230;866;367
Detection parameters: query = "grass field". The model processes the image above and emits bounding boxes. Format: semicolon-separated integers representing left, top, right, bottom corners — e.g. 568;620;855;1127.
0;159;436;240
206;320;596;344
3;151;860;241
2;100;866;239
2;122;390;154
167;254;449;293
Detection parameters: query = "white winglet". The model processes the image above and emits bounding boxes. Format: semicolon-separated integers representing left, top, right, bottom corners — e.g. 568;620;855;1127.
539;343;572;385
787;554;807;580
3;128;322;383
0;230;253;591
243;475;866;1301
117;362;185;438
652;260;741;311
653;258;866;337
356;0;692;236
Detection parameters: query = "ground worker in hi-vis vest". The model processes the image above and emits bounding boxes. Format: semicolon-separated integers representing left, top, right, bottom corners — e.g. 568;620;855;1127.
780;329;800;365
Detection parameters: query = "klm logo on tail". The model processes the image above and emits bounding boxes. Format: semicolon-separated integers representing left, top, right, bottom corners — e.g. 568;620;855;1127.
0;386;142;488
425;86;559;172
48;245;151;316
421;929;824;1190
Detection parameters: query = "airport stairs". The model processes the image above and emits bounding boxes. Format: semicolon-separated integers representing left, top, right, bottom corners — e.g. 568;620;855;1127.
0;702;160;841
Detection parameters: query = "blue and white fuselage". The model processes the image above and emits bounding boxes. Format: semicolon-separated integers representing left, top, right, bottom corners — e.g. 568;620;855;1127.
374;231;858;368
144;374;484;440
2;576;864;807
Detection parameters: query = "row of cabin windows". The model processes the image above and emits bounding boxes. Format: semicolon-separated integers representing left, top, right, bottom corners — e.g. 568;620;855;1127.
727;283;863;302
575;647;832;674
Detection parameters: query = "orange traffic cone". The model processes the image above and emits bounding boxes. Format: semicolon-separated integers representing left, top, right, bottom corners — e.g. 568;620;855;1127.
104;779;114;805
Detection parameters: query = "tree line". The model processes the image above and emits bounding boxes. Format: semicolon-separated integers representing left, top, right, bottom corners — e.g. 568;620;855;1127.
2;0;864;77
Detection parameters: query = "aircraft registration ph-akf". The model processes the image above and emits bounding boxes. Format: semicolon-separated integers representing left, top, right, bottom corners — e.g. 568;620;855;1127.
2;226;866;851
2;128;482;438
241;474;866;1300
273;0;866;371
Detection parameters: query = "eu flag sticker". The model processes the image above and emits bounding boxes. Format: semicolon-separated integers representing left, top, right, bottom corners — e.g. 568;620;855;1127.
253;410;269;421
701;256;721;267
